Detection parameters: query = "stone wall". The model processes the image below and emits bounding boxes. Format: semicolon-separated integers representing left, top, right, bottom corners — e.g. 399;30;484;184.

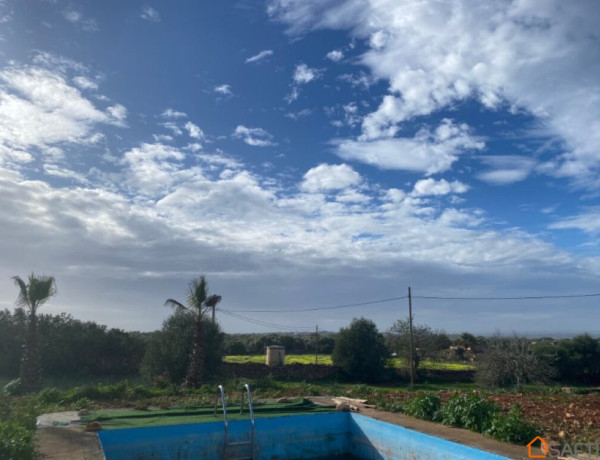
222;362;340;380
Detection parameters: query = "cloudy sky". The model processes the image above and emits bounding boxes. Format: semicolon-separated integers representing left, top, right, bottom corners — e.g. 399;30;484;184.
0;0;599;335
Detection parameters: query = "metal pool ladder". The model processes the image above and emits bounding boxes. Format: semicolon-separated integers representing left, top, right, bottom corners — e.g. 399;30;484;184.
214;384;255;460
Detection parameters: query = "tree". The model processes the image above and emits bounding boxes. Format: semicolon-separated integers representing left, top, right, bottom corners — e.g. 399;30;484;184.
12;273;56;392
476;333;554;389
164;276;221;387
141;309;224;384
332;318;388;382
387;318;451;375
555;334;600;383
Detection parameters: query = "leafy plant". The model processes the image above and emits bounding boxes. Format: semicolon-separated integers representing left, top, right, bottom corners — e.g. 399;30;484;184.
403;392;441;421
332;318;389;382
439;392;498;432
485;404;538;444
3;378;24;396
36;387;64;405
0;421;35;460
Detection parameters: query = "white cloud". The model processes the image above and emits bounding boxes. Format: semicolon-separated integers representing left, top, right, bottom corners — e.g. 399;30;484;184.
62;8;98;32
286;63;324;103
184;121;204;139
301;163;361;193
63;9;82;23
0;63;125;155
233;125;276;147
268;0;600;187
326;50;344;62
293;63;322;84
43;163;89;184
413;178;469;196
549;210;600;234
107;104;127;124
214;84;233;96
72;76;98;90
245;50;273;64
141;6;161;22
285;108;312;120
161;122;183;136
124;143;185;196
161;108;187;119
477;156;537;185
336;119;484;174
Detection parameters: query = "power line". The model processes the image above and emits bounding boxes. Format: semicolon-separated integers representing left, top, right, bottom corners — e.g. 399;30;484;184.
217;308;313;331
222;295;408;313
414;293;600;301
217;291;600;318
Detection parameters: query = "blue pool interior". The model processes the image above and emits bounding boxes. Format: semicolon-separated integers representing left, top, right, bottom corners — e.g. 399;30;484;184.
98;412;511;460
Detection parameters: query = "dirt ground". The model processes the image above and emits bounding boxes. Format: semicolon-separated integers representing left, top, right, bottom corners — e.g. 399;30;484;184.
381;390;600;445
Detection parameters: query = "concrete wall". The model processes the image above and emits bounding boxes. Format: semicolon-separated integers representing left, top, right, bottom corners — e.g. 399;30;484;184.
98;412;510;460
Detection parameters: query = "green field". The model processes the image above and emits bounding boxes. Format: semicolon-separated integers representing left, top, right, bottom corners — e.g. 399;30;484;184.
224;355;474;371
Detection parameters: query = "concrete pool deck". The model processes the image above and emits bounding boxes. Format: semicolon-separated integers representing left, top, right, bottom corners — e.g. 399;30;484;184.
35;397;541;460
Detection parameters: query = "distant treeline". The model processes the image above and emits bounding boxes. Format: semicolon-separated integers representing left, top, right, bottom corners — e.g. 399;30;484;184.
0;308;147;379
1;308;599;385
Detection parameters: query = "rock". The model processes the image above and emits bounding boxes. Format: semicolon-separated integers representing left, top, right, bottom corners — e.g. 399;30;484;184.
277;397;289;403
77;409;91;416
336;402;351;412
84;421;102;432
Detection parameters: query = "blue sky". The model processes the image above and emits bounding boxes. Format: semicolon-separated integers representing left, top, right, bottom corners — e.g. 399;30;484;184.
0;0;599;334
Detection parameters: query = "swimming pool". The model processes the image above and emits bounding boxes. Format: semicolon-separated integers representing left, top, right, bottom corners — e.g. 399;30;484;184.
98;412;510;459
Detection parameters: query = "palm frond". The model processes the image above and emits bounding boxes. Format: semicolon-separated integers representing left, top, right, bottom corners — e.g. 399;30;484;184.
164;298;188;311
205;294;221;308
187;276;207;312
27;274;56;313
12;276;31;310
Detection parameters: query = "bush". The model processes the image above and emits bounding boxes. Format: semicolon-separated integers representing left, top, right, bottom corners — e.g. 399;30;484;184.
477;334;554;389
36;387;65;405
2;378;24;396
140;311;224;384
485;404;538;445
0;421;35;460
403;392;441;421
439;392;498;432
332;318;389;382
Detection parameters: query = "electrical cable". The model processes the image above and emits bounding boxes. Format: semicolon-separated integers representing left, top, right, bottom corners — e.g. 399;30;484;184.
223;295;408;313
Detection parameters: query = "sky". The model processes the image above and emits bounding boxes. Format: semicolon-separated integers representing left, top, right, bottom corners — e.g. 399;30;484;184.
0;0;599;335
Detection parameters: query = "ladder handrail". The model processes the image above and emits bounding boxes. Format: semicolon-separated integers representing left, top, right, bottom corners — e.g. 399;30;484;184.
216;384;254;460
214;384;228;457
240;384;254;460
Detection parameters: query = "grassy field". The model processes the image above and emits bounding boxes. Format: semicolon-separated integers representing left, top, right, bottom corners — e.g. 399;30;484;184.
224;355;474;371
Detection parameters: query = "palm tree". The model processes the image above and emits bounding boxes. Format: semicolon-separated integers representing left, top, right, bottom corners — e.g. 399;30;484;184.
165;276;221;387
13;273;57;392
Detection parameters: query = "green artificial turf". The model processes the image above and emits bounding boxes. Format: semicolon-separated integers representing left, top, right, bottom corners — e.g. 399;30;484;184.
82;397;335;430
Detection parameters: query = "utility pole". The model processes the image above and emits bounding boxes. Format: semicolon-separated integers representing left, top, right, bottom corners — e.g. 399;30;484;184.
408;286;415;389
315;325;319;364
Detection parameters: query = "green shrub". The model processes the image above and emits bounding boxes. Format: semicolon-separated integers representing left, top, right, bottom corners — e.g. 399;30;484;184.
36;387;65;405
403;392;441;421
378;398;404;413
0;421;35;460
3;378;24;396
439;392;498;432
485;404;538;444
71;397;97;411
350;383;371;397
332;318;389;382
298;382;320;396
